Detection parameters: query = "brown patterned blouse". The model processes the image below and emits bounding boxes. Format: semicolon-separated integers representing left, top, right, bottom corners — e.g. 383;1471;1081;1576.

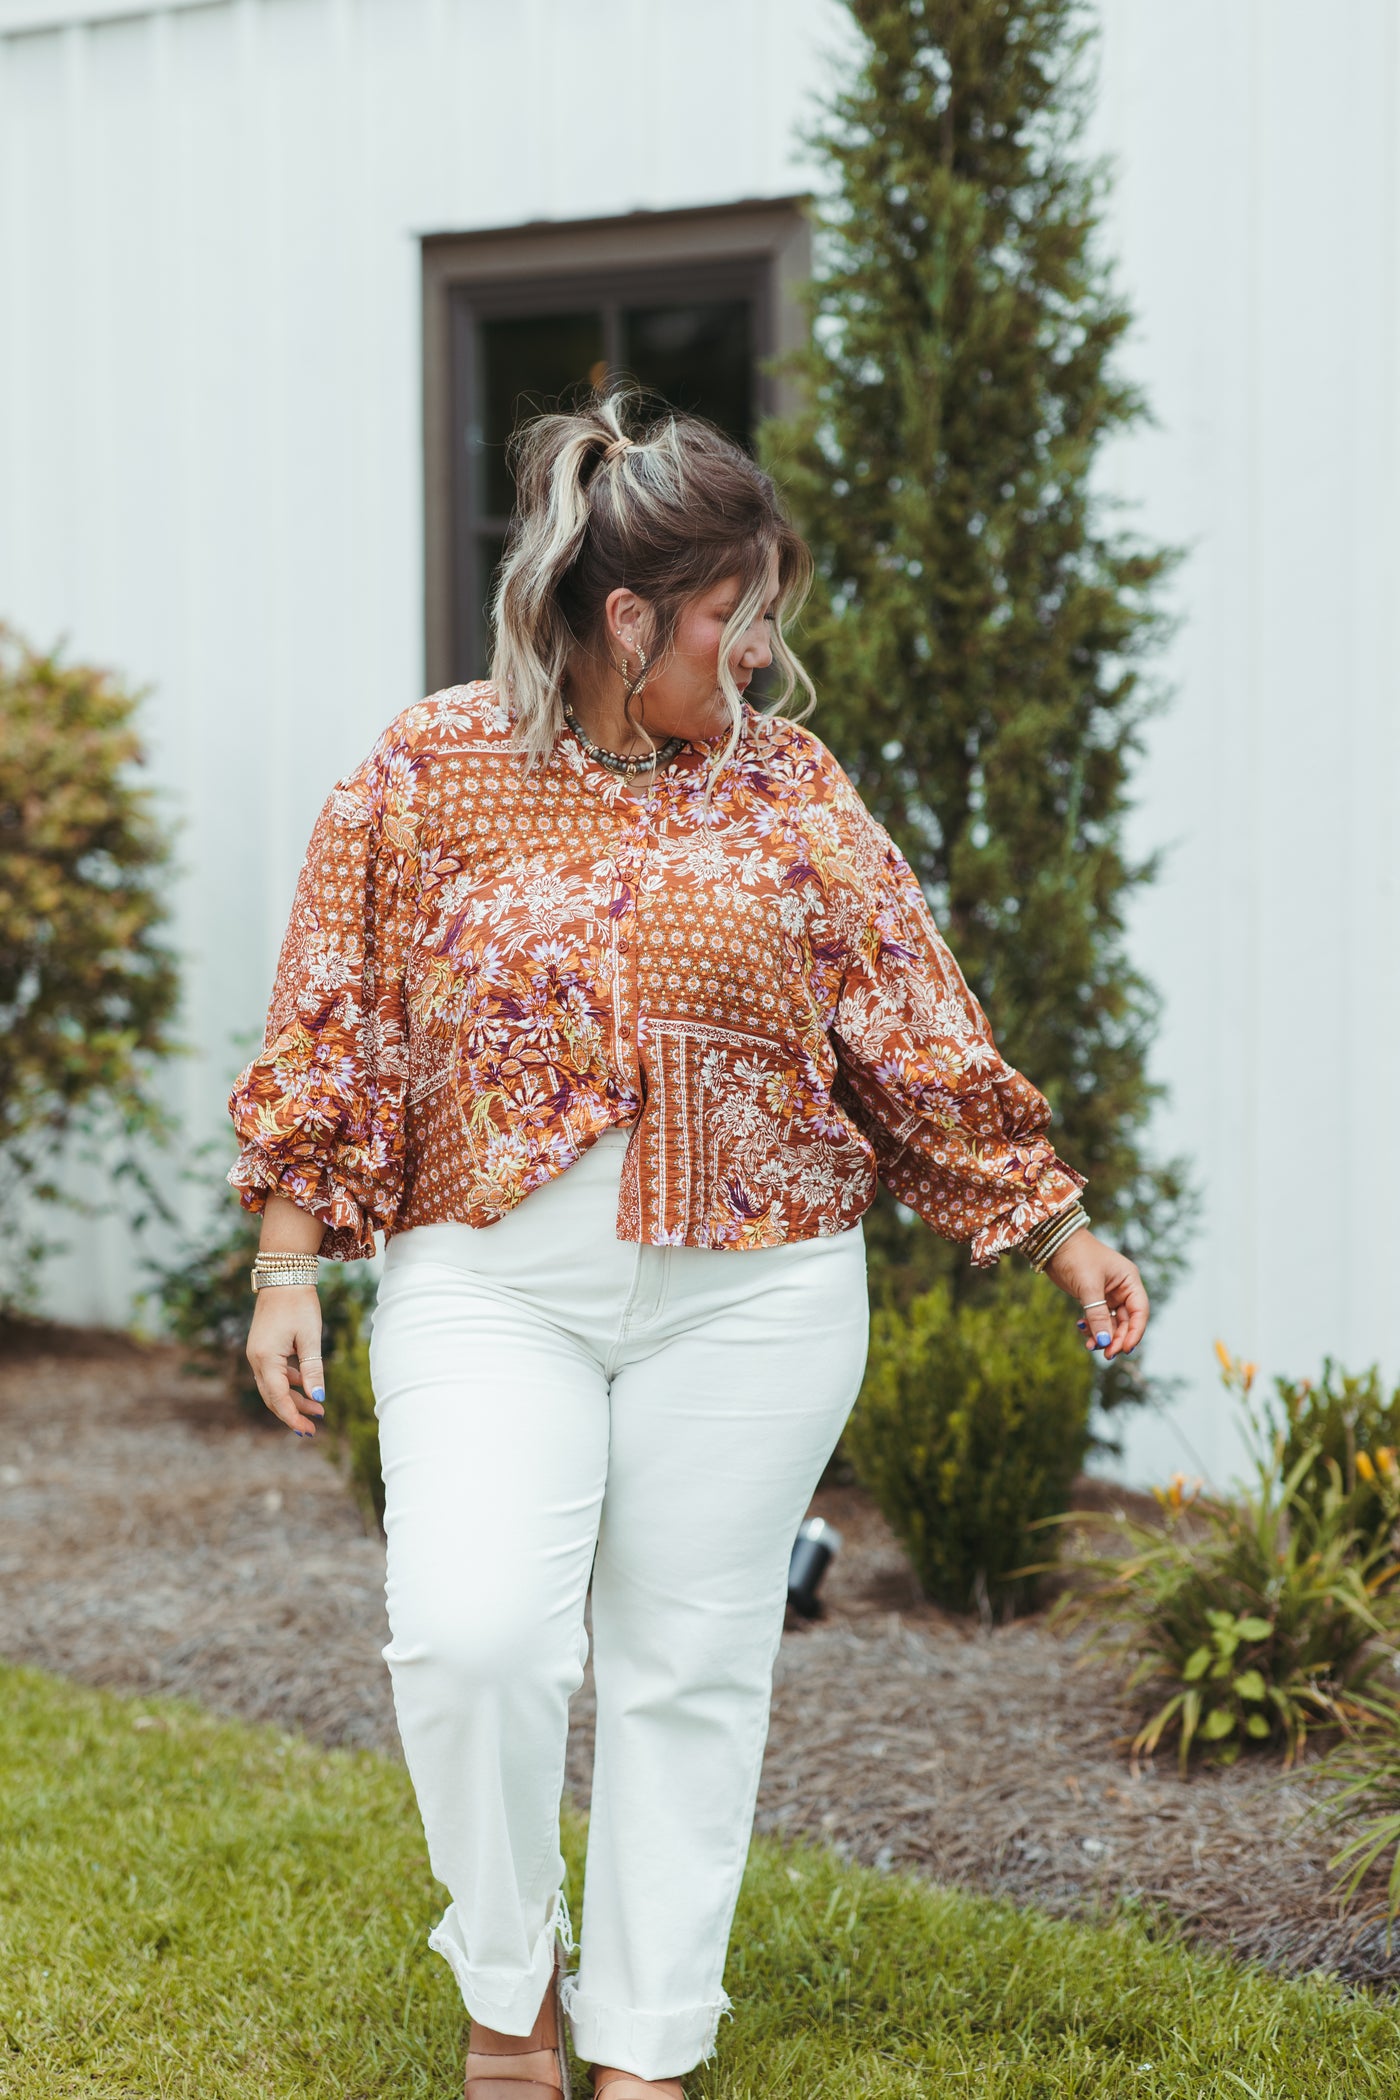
227;682;1084;1261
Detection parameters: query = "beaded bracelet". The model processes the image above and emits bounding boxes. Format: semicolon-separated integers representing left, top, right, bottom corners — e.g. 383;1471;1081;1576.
250;1252;320;1293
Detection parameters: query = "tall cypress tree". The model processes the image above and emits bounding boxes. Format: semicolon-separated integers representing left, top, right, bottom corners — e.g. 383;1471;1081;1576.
765;0;1191;1310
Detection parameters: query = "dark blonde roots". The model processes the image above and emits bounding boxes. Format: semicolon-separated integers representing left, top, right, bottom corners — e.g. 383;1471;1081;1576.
489;388;815;774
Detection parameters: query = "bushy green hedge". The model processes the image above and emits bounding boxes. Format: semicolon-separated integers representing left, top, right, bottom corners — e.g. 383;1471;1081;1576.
844;1266;1094;1615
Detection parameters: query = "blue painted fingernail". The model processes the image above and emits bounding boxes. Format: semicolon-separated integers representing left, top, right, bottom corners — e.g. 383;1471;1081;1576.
1096;1331;1111;1347
1076;1321;1087;1331
312;1387;325;1401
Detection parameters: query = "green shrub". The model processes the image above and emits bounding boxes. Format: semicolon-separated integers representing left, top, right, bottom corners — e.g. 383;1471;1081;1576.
1262;1355;1400;1550
1057;1351;1400;1769
0;625;179;1305
151;1197;383;1525
843;1266;1095;1616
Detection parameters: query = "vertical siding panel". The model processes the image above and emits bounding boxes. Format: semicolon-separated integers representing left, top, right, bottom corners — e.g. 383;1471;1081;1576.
1350;0;1400;1373
7;31;79;628
0;35;27;609
356;0;441;706
434;0;544;228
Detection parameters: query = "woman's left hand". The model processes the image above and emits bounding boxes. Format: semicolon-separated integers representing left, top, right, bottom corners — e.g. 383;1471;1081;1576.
1042;1230;1149;1362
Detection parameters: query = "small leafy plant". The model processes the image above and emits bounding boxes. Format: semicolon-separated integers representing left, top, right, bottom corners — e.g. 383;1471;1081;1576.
1178;1605;1277;1748
844;1266;1095;1616
1053;1349;1400;1769
1313;1688;1400;1928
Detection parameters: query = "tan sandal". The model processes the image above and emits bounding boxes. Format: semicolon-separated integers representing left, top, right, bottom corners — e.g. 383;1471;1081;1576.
465;1946;571;2099
589;2071;685;2098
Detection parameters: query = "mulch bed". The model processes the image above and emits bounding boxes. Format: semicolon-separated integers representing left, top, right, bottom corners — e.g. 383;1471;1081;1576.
2;1327;1396;1988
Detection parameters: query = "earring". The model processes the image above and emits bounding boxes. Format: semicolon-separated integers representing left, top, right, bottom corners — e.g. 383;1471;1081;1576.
617;640;650;704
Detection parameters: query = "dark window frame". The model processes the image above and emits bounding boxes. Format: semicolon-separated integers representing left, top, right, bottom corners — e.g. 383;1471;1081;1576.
421;198;811;693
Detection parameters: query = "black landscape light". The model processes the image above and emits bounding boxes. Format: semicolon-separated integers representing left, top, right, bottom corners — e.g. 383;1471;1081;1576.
787;1517;842;1618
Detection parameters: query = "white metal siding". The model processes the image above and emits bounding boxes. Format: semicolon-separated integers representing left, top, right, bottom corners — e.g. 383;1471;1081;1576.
2;0;1397;1488
1088;0;1400;1485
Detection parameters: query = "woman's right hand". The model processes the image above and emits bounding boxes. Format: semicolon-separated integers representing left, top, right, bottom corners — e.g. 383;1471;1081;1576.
246;1286;326;1437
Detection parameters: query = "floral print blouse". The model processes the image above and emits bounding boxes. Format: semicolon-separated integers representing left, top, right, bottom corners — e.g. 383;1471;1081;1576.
228;682;1084;1262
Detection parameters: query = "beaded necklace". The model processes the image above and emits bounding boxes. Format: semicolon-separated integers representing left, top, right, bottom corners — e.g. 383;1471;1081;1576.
563;706;686;778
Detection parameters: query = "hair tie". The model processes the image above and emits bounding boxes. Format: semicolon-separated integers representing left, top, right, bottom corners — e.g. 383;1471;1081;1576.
603;434;635;464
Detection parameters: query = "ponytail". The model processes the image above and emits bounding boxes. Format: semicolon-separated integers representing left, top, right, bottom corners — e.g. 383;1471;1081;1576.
488;388;814;774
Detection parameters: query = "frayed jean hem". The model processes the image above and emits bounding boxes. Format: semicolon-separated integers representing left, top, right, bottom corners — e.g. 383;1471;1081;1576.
562;1980;732;2081
428;1889;573;2033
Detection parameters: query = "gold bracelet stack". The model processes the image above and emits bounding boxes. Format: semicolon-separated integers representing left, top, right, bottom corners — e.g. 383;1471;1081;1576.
1019;1200;1090;1272
249;1251;320;1293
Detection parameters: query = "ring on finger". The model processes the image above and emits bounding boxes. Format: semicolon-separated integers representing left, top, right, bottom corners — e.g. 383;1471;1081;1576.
1081;1299;1110;1313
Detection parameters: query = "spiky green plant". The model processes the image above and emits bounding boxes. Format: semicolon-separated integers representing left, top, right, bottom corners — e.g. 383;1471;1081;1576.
1052;1353;1400;1769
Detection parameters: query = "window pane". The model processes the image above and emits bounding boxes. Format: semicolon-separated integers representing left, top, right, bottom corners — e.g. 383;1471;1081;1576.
479;312;606;517
620;300;753;446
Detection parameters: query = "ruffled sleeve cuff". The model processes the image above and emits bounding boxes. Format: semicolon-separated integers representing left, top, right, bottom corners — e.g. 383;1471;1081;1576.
226;1142;380;1262
966;1159;1088;1269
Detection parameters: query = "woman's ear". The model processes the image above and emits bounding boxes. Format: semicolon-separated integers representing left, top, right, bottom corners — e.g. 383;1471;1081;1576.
604;586;649;651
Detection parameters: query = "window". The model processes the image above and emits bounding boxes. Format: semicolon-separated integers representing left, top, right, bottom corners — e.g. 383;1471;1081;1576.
422;200;810;690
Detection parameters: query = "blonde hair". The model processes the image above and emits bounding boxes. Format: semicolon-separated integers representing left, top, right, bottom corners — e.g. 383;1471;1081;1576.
489;388;815;778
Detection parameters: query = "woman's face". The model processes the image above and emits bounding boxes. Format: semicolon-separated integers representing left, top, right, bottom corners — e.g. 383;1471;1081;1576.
608;548;781;747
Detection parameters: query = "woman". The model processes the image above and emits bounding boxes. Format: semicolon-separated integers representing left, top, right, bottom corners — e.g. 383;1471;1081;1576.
231;394;1148;2099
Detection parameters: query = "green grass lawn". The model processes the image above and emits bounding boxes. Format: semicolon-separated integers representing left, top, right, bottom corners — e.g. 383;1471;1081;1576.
2;1665;1398;2097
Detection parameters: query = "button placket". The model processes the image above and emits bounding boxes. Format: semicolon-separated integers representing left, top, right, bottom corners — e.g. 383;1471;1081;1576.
607;788;661;1110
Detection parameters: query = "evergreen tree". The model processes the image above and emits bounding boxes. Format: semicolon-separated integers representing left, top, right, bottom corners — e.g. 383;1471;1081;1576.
765;0;1191;1310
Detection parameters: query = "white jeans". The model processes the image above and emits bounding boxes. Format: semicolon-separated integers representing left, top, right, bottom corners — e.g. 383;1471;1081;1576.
368;1129;869;2081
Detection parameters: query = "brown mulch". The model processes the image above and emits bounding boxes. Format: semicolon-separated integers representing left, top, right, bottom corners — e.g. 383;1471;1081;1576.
2;1328;1396;1987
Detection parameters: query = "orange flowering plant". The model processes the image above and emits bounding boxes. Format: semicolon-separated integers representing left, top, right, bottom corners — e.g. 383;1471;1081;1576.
1046;1344;1400;1770
1259;1356;1400;1553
